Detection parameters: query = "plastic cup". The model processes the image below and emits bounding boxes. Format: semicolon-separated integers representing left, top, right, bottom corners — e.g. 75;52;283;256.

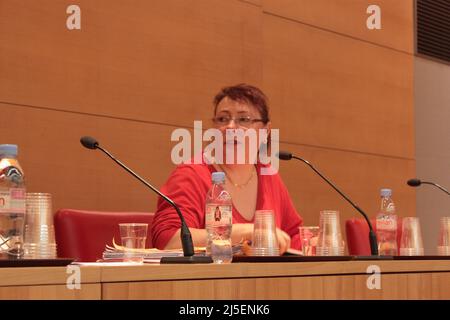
316;210;345;256
119;223;148;263
399;217;424;256
251;210;279;256
437;217;450;256
299;226;319;256
23;193;57;259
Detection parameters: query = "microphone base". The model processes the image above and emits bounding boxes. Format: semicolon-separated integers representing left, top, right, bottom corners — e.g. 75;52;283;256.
160;255;213;264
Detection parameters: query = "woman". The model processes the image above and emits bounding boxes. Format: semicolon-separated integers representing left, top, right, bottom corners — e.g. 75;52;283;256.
214;206;221;222
151;84;303;254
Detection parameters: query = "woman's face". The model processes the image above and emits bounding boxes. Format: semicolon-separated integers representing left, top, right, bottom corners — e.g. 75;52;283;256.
213;97;270;165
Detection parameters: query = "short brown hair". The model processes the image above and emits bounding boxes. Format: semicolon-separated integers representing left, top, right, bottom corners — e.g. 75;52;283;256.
213;84;270;124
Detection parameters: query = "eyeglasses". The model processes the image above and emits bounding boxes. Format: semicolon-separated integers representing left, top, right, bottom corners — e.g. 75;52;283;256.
212;115;265;127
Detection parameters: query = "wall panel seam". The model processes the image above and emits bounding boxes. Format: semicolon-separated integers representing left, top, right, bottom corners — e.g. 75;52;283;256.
0;100;186;130
238;0;261;8
262;11;413;56
1;100;415;161
279;141;416;161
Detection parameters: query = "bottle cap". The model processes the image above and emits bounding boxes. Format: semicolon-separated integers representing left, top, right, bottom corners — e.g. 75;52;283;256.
212;172;226;183
0;144;18;157
380;188;392;197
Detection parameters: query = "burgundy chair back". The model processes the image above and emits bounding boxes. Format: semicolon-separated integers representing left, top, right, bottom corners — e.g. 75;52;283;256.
54;209;154;262
345;217;403;255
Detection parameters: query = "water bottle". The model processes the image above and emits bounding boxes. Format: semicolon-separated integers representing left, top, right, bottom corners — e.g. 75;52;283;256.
205;172;233;263
0;144;26;257
376;188;398;256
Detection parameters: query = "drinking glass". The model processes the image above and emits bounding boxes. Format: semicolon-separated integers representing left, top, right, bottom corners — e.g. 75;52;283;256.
251;210;279;256
299;226;319;256
437;217;450;256
316;210;345;256
119;223;148;263
399;217;424;256
23;193;57;259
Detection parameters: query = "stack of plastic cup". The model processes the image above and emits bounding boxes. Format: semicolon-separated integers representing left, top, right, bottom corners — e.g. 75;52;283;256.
437;217;450;256
399;217;424;256
23;193;57;259
316;210;345;256
251;210;280;256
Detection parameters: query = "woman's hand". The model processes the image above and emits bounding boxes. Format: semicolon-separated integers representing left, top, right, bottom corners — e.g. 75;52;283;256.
275;228;291;255
231;223;254;244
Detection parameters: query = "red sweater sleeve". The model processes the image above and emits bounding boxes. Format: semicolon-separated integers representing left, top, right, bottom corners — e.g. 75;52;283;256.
151;164;211;249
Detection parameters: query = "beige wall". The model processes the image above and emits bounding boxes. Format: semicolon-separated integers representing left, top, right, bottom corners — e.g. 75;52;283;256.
414;57;450;254
0;1;416;244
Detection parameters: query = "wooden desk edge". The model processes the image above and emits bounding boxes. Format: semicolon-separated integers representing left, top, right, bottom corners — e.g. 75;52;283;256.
99;260;450;282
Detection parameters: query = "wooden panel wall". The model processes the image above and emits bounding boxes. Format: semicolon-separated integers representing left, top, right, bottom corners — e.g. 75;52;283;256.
0;1;415;243
102;272;450;299
261;0;415;229
0;0;262;126
262;0;414;53
414;57;450;254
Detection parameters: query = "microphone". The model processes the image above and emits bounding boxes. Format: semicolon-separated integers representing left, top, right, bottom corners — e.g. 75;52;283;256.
277;151;379;256
80;136;98;149
80;136;212;264
407;178;450;196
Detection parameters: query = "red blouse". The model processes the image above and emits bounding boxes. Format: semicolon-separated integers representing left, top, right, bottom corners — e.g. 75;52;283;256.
151;160;303;250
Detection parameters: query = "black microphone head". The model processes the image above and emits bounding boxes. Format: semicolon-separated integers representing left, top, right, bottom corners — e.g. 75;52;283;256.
80;136;99;150
277;151;293;160
407;178;422;187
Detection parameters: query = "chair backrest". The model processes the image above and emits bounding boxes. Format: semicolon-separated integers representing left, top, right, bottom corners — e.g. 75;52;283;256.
54;209;154;262
345;217;403;256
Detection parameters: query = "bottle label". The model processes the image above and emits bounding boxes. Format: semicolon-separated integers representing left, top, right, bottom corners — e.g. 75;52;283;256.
205;205;232;227
0;188;26;214
376;215;398;231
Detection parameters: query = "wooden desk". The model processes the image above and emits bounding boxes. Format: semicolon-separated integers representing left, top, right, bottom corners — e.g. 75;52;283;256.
1;260;450;299
0;265;101;299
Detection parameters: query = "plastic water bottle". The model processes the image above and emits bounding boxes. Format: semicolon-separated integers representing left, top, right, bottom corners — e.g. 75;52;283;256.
376;188;398;256
0;144;26;257
205;172;233;263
